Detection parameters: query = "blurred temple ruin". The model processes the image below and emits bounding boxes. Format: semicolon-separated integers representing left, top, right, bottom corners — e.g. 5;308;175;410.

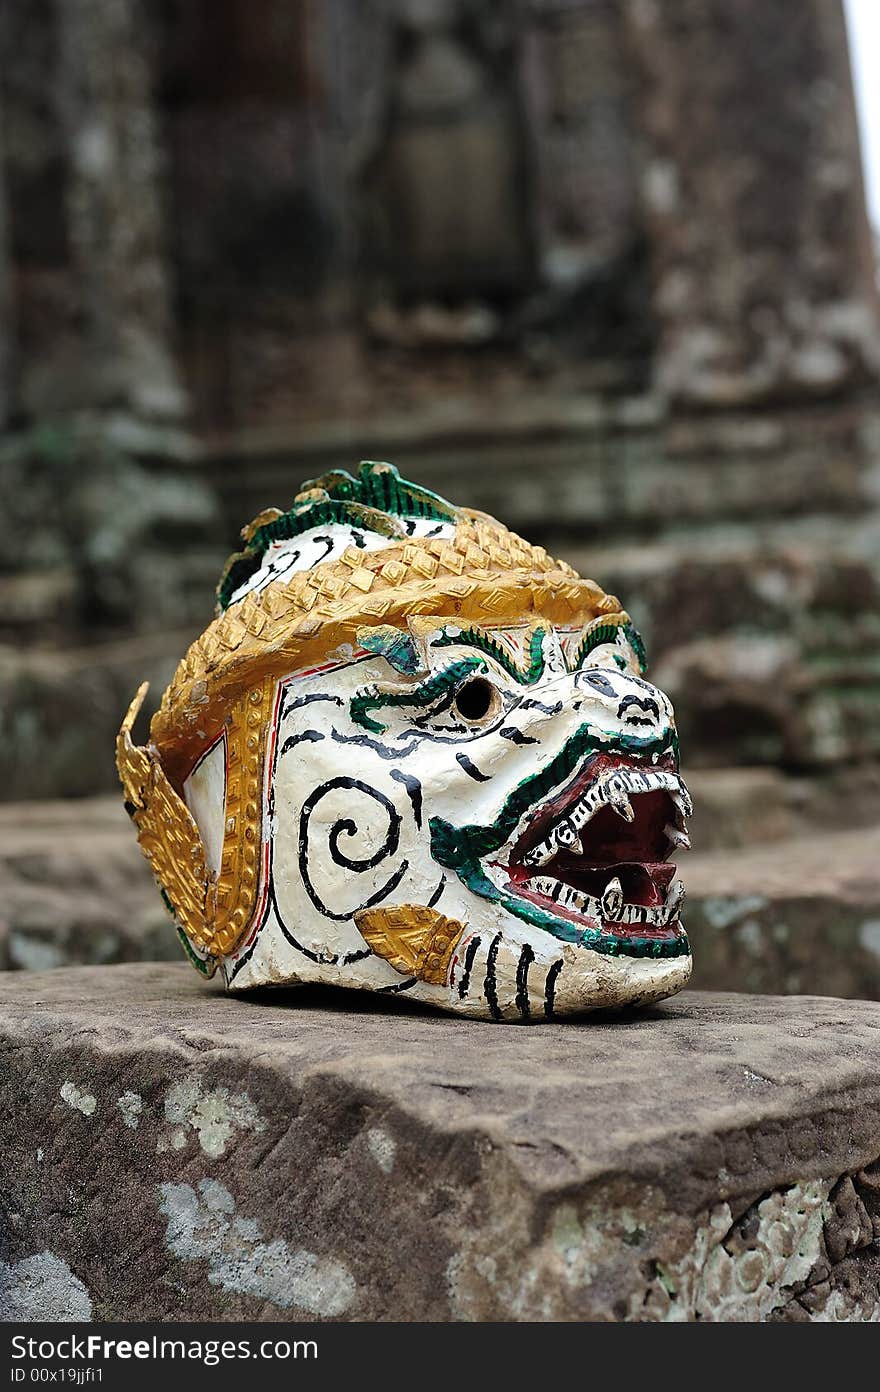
1;1;879;993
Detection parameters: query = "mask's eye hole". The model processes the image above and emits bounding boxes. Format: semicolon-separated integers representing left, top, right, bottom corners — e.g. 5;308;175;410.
452;677;500;725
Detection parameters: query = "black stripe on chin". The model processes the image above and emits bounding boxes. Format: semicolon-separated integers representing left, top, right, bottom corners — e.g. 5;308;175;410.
515;944;535;1020
544;959;564;1019
458;936;481;1000
484;933;503;1021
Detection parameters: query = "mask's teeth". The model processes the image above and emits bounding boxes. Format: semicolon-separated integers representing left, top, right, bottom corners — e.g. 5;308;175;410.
672;786;693;818
665;878;686;917
601;876;624;922
522;844;554;868
561;883;587;910
570;796;596;830
553;819;579;850
609;796;635;823
520;873;681;929
533;876;585;910
664;822;691;850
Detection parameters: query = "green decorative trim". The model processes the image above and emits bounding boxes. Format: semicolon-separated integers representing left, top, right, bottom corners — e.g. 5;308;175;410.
431;626;547;684
301;461;457;524
160;890;217;977
217;500;396;610
628;625;648;674
429;724;689;958
175;927;217;977
351;657;487;733
237;499;400;557
571;619;648;676
357;625;422;676
217;461;458;611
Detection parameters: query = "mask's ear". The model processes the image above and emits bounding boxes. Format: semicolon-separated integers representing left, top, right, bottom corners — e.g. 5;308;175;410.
356;624;424;676
116;682;215;967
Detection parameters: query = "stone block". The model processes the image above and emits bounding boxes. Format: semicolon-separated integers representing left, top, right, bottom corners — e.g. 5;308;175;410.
1;965;878;1321
566;505;880;769
685;827;880;1001
0;635;192;800
685;764;880;852
0;800;172;971
246;400;875;540
623;0;880;405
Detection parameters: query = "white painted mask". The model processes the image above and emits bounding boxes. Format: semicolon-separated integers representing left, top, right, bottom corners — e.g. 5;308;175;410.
118;462;691;1020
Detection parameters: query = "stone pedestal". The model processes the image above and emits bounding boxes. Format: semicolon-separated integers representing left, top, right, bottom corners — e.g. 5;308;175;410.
1;964;878;1321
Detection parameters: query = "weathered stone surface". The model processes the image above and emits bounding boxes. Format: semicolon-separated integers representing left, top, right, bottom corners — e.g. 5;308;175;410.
568;495;880;770
0;800;172;971
162;0;363;434
0;422;220;633
0;0;74;420
526;1;639;282
4;0;875;428
686;827;880;1000
1;0;184;421
624;0;880;405
686;764;880;853
1;965;878;1321
208;398;880;538
0;82;13;429
0;632;195;801
0;419;222;800
361;2;531;300
55;0;182;418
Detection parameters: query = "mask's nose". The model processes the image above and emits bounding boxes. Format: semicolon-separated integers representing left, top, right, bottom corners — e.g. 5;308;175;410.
572;666;673;735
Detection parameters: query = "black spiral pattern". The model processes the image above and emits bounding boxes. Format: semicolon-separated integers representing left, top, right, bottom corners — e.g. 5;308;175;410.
297;776;408;921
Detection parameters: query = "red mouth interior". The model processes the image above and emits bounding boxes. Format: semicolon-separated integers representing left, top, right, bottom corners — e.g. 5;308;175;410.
503;754;683;928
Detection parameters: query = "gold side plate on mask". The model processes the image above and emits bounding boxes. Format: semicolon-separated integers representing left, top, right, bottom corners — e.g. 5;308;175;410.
355;904;467;986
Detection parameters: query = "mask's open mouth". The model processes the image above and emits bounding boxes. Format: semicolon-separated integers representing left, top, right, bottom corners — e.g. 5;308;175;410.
489;751;691;944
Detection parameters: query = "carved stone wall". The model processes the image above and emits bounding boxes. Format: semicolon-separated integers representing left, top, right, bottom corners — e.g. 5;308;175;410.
0;0;879;800
624;0;880;406
1;0;876;426
1;0;183;421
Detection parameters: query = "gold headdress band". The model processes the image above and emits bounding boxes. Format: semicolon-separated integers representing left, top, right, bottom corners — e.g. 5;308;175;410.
117;501;627;966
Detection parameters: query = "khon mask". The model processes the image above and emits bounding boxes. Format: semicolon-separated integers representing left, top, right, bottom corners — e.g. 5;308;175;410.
117;462;692;1021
